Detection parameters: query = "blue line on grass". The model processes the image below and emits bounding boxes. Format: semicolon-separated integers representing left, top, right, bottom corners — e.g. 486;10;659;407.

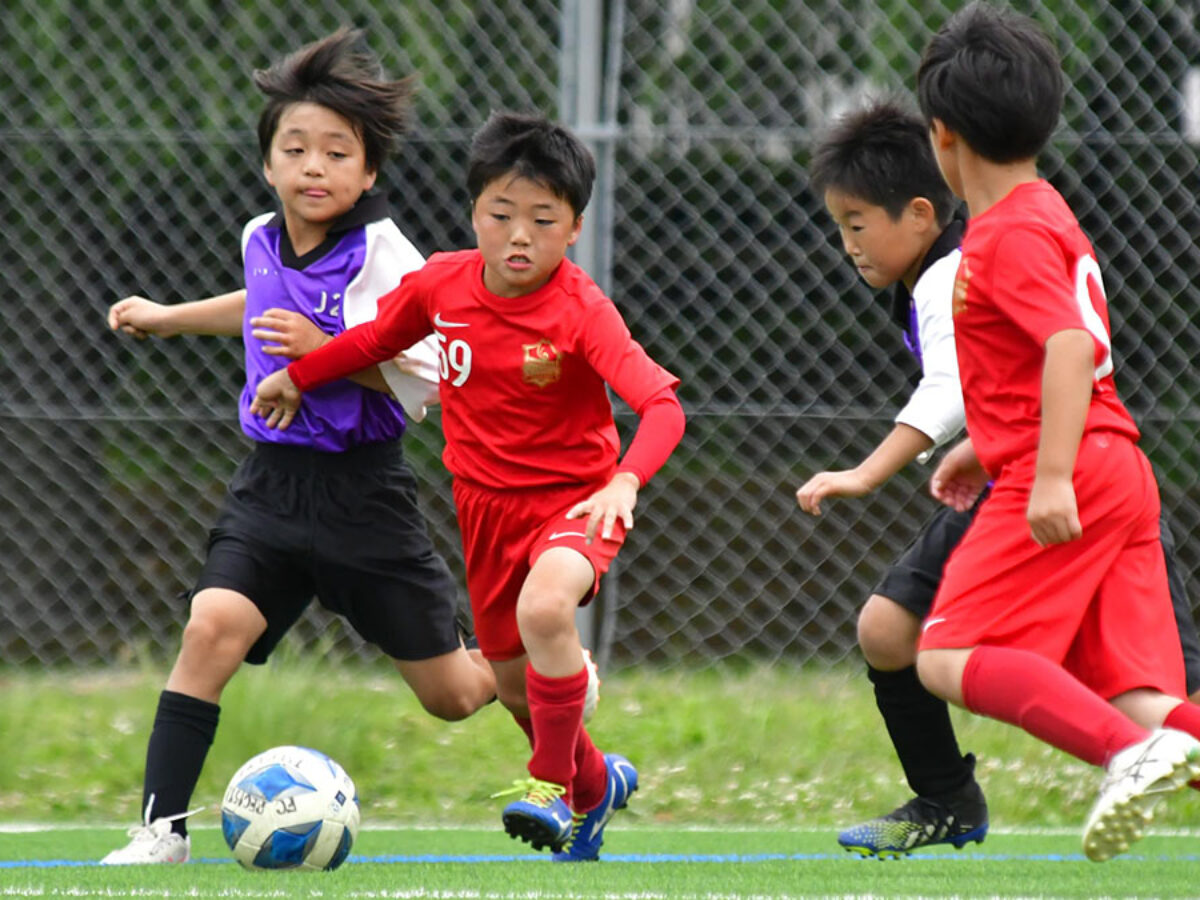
6;851;1200;868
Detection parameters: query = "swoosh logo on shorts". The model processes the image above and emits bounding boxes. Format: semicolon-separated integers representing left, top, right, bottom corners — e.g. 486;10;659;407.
922;616;947;633
548;531;588;540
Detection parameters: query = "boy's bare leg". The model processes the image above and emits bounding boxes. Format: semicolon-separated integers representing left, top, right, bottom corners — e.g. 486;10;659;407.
517;547;596;805
493;548;611;852
392;647;496;721
919;644;1200;861
166;589;265;701
102;589;263;865
517;548;593;677
838;596;987;858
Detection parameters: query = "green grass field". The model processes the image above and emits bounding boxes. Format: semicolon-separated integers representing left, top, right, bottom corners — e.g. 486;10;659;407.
3;826;1200;898
2;661;1199;897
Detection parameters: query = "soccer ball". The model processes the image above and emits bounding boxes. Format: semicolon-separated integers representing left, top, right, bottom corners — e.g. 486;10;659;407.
220;745;360;871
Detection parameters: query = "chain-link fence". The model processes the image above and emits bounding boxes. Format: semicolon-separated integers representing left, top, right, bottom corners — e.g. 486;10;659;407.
3;1;1200;672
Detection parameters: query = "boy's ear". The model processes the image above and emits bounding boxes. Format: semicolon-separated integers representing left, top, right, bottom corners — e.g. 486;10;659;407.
566;214;584;246
262;160;275;187
363;167;378;193
909;196;937;229
930;118;955;150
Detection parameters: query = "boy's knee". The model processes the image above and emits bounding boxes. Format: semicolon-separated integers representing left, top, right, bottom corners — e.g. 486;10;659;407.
170;608;258;700
914;652;939;695
516;591;574;644
857;594;921;670
914;650;958;702
418;688;484;722
179;613;252;662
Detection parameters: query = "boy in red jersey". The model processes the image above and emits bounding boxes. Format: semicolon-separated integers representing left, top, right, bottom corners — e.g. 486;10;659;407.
253;112;685;860
797;100;1200;859
914;2;1200;862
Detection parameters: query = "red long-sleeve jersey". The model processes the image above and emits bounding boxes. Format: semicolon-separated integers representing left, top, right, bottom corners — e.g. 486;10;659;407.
289;250;682;490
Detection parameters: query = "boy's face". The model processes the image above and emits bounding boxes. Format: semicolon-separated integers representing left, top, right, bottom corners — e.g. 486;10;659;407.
263;102;376;244
471;173;582;298
824;188;935;290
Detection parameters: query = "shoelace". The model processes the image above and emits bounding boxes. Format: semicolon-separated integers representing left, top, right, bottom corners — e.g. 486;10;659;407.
490;777;567;807
558;810;587;851
129;793;206;839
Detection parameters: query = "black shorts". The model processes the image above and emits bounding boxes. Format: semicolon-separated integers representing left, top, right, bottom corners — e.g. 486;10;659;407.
875;489;1200;695
193;441;460;665
1160;518;1200;696
873;499;980;620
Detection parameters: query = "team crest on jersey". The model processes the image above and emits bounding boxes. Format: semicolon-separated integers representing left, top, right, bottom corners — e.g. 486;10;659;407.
952;258;971;317
522;339;561;387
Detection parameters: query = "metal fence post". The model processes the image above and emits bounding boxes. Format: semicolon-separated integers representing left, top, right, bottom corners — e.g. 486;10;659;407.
561;0;622;666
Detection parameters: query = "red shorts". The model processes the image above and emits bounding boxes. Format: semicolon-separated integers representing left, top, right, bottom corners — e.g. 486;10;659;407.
452;478;625;661
920;432;1185;699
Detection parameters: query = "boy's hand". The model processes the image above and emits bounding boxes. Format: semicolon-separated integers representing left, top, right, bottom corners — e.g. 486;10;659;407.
566;472;640;544
796;470;872;516
930;438;988;511
392;351;432;379
250;308;331;359
250;369;302;430
108;295;175;339
1026;474;1081;546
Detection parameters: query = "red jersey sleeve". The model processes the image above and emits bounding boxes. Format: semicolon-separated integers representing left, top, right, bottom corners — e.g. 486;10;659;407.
288;268;432;392
577;299;680;408
616;387;686;485
990;229;1110;367
575;296;683;484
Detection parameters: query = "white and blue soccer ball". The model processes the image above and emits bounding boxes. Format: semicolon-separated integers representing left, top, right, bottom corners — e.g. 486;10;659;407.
220;745;360;871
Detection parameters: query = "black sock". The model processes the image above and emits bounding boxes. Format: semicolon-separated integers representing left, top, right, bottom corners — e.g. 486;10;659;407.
868;664;974;798
142;690;220;837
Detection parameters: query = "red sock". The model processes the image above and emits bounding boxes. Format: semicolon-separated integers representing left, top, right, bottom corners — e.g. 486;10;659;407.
1162;702;1200;790
571;727;609;813
1163;701;1200;739
525;663;588;807
962;645;1147;767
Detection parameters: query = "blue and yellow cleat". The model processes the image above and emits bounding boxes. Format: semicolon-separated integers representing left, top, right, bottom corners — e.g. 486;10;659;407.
838;785;988;859
496;778;573;852
552;753;639;862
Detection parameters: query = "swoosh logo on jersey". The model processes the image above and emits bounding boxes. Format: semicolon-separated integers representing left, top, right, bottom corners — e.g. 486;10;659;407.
922;616;947;634
548;531;589;541
434;312;469;328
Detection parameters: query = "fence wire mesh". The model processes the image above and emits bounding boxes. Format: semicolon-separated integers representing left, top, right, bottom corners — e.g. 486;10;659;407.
3;0;1199;672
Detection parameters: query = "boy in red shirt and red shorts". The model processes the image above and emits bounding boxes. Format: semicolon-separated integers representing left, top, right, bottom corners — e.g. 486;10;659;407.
914;2;1200;862
252;112;685;861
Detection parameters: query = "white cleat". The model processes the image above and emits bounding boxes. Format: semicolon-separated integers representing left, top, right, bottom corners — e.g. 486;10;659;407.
100;795;201;865
1082;727;1200;862
583;648;601;722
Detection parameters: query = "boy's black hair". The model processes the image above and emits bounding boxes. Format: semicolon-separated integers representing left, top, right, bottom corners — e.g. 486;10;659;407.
466;112;595;217
917;2;1063;164
254;27;413;172
811;98;958;226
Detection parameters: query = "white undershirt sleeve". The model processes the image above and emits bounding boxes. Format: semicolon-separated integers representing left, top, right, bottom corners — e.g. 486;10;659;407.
894;250;966;461
344;220;439;422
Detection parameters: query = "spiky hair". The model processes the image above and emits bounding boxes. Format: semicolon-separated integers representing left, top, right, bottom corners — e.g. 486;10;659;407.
254;27;413;171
